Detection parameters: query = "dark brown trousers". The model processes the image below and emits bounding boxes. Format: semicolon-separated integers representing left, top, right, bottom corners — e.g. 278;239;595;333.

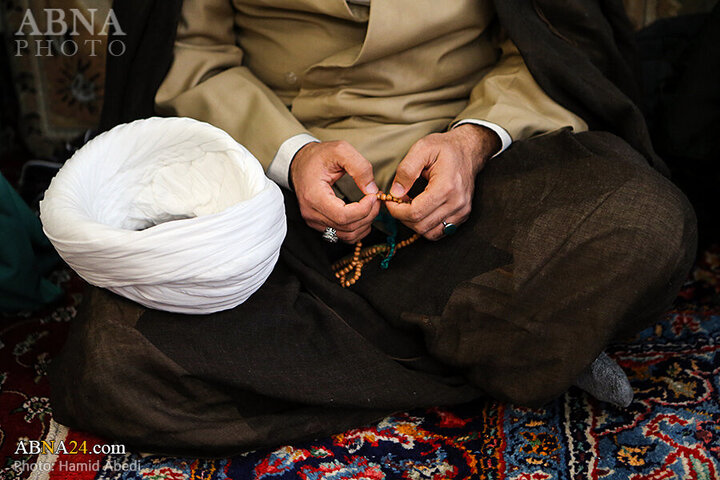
49;130;697;456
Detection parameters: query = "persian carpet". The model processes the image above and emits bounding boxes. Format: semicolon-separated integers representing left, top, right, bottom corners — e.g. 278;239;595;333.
2;247;719;480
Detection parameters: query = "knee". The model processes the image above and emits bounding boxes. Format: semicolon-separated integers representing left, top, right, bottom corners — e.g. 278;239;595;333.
49;292;158;438
601;166;697;283
49;322;135;433
577;160;698;337
574;132;697;273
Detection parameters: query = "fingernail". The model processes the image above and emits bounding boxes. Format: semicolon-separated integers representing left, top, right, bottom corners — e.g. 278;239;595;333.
365;181;379;194
389;183;404;197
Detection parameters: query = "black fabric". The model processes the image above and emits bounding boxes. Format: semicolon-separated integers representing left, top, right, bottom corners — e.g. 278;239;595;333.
653;4;720;163
636;6;720;250
98;0;182;132
493;0;667;175
0;36;20;153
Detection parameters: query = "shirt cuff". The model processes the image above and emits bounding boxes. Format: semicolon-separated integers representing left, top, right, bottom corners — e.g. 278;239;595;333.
266;133;320;189
452;119;513;158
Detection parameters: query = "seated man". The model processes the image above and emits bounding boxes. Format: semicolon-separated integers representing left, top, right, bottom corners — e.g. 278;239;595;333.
49;0;696;455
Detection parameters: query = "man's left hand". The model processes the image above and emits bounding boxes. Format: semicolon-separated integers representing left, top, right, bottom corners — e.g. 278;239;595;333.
386;124;501;240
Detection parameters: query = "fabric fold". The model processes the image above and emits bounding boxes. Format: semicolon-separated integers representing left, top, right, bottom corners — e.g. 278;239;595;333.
40;117;286;314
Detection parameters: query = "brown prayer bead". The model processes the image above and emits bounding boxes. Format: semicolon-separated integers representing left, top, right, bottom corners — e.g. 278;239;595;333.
331;192;420;288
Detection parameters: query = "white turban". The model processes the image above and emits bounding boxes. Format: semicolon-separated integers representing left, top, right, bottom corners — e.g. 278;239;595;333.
40;117;286;314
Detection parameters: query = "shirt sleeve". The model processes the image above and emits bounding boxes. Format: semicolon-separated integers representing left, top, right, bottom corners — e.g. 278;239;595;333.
266;134;320;189
451;119;512;158
154;0;314;179
452;33;588;143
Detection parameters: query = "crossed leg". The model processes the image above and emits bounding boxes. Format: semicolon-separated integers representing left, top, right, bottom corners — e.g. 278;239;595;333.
49;130;696;454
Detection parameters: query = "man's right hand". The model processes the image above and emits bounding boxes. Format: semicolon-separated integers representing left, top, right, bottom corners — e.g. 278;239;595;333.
290;141;380;244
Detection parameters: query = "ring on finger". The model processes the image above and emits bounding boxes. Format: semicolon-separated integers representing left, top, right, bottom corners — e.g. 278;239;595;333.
322;227;339;243
441;220;458;236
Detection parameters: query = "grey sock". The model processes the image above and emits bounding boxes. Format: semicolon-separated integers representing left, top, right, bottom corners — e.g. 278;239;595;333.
572;351;634;407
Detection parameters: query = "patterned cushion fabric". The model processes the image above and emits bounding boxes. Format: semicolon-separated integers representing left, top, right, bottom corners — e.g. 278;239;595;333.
1;0;111;157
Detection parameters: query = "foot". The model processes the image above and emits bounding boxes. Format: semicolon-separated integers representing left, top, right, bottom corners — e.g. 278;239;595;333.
572;351;633;407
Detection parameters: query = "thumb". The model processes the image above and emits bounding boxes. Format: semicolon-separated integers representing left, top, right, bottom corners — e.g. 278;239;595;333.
336;146;379;195
389;146;430;198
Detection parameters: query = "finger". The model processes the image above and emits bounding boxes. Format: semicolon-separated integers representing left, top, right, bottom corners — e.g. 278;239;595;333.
306;219;363;243
305;209;365;235
424;223;446;241
411;198;471;236
386;182;451;227
306;219;328;233
420;209;465;241
415;206;456;237
426;214;461;240
307;195;379;242
399;193;413;203
362;194;382;226
322;198;377;242
323;211;377;234
388;140;435;199
332;222;374;243
391;201;453;239
310;185;378;227
332;142;379;196
332;193;381;231
345;224;373;244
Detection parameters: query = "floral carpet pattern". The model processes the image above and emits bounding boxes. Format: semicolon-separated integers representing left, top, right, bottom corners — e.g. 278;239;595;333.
1;247;719;480
0;270;83;478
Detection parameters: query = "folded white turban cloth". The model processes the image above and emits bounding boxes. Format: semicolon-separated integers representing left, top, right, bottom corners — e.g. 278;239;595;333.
40;117;286;314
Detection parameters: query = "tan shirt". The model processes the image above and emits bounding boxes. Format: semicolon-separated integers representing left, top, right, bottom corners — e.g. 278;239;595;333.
156;0;587;200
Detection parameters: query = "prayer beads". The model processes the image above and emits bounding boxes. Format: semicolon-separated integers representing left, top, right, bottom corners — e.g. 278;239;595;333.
331;192;420;287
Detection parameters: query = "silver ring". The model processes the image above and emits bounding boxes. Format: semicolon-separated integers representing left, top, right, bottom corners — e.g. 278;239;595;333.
441;221;457;236
322;227;339;243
